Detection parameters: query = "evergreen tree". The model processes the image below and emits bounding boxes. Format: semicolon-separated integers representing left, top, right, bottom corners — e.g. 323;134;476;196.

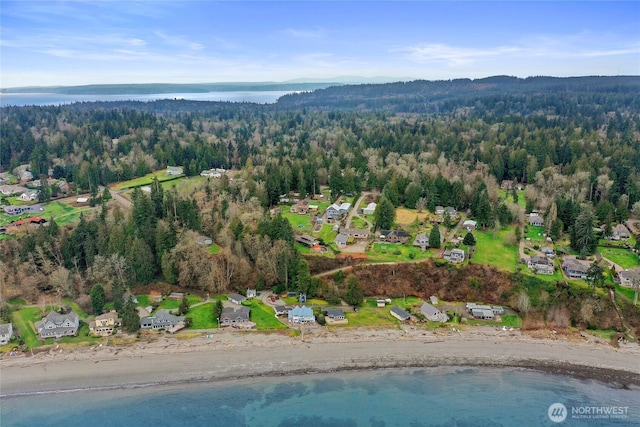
429;225;441;248
373;196;395;231
178;295;190;315
38;176;51;203
90;284;105;315
128;237;157;284
344;275;364;307
570;206;598;255
121;297;140;332
463;231;476;246
213;299;224;326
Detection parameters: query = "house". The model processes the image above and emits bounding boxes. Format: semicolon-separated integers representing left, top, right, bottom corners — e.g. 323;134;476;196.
295;234;320;248
339;202;352;215
149;290;163;303
288;305;315;323
35;310;80;339
228;293;247;305
326;203;342;220
413;232;429;249
563;260;589;279
612;224;631;240
19;191;38;201
166;166;183;176
89;310;121;336
343;228;370;241
0;323;13;344
390;306;411;322
471;308;495;320
462;220;477;232
528;213;544;227
443;248;465;263
274;305;290;316
290;199;310;214
140;309;185;330
326;308;347;324
335;232;349;248
434;206;445;215
492;306;505;315
379;230;409;244
169;292;184;300
501;180;514;190
540;246;555;257
3;204;44;216
527;256;554;275
420;303;449;323
618;269;640;288
430;296;439;305
195;235;213;246
363;202;377;215
247;289;257;299
444;207;457;217
220;306;250;326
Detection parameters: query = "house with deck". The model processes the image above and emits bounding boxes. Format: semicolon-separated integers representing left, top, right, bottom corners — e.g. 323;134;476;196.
288;306;315;324
420;303;449;323
89;310;121;336
618;269;640;288
527;256;554;275
326;308;347;324
296;234;320;248
35;310;80;339
140;310;185;330
220;306;250;326
562;259;589;279
443;248;465;263
379;229;409;244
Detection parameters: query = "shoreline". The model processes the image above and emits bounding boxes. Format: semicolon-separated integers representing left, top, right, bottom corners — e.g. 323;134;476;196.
2;326;639;396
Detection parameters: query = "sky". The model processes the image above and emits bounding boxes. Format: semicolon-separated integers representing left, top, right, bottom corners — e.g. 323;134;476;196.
1;1;639;88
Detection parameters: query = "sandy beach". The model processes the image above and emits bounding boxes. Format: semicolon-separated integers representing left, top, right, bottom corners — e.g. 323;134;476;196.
2;326;639;396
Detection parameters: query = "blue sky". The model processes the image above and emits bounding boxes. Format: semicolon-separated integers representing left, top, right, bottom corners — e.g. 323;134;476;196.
1;1;639;88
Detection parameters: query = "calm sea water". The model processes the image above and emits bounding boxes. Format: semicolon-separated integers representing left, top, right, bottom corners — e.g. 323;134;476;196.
0;91;292;107
1;367;638;426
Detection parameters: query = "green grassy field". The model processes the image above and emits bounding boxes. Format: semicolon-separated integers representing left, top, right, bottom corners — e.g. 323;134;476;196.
524;225;546;243
282;211;313;233
498;189;526;208
350;217;370;230
615;284;636;302
315;223;338;249
342;307;398;327
158;295;202;311
282;297;328;306
161;176;207;192
111;170;183;190
472;229;519;272
208;243;220;254
367;243;433;263
599;247;640;269
12;307;43;348
244;299;287;330
43;323;101;346
187;302;217;329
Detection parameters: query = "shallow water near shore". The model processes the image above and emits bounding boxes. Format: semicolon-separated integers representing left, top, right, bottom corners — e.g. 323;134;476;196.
2;366;639;426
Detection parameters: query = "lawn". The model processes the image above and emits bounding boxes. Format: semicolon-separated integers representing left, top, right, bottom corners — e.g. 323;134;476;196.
340;307;398;327
472;229;519;272
43;323;101;346
315;223;338;248
161;176;207;193
282;212;312;233
244;299;287;330
350;217;370;230
524;225;546;243
186;302;217;329
599;247;640;269
208;243;220;254
367;243;433;263
395;208;429;226
615;284;636;302
12;307;43;348
282;297;328;306
498;189;526;208
500;315;522;327
158;294;202;311
111;170;183;190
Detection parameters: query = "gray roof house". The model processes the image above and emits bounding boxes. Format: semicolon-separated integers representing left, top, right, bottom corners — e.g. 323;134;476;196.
443;248;465;263
0;323;13;344
563;260;589;279
612;224;631;240
326;308;346;321
528;213;544;227
140;309;185;330
228;293;247;305
618;269;640;288
390;306;411;322
220;306;250;326
413;232;429;249
335;232;349;248
274;305;290;316
35;310;80;339
363;202;377;215
527;256;554;275
420;303;449;323
326;203;342;220
471;308;495;320
166;166;183;176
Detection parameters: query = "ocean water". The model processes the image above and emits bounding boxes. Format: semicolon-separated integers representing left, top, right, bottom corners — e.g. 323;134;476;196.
0;91;292;107
1;367;638;427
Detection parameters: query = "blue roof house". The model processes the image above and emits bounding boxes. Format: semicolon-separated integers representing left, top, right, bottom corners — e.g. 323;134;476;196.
288;306;316;324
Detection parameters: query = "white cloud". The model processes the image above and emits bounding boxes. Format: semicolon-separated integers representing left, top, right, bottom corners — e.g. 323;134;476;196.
280;27;325;39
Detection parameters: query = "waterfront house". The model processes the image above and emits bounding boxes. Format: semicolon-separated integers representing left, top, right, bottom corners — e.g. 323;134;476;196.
35;310;80;339
326;308;348;324
274;305;290;316
471;308;495;320
390;306;411;322
562;260;589;279
420;303;449;323
220;306;250;326
89;310;121;336
288;306;315;324
140;310;185;330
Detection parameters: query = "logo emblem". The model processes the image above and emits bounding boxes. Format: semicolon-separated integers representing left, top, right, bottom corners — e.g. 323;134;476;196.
548;403;568;423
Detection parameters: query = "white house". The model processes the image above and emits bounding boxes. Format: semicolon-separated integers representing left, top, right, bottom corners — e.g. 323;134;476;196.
19;191;38;202
166;166;183;176
420;303;448;323
34;311;80;339
618;269;640;288
443;248;465;263
363;202;377;215
288;306;315;323
228;293;247;305
462;220;477;232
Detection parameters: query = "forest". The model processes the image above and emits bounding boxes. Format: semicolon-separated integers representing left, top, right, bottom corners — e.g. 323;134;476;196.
1;75;639;334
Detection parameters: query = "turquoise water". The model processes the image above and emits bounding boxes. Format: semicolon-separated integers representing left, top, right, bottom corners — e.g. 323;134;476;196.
1;367;638;426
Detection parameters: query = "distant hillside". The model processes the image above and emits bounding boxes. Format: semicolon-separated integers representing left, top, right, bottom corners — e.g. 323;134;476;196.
275;75;640;114
1;82;341;95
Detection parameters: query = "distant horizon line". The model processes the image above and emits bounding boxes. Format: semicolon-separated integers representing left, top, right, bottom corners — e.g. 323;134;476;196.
3;74;639;92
